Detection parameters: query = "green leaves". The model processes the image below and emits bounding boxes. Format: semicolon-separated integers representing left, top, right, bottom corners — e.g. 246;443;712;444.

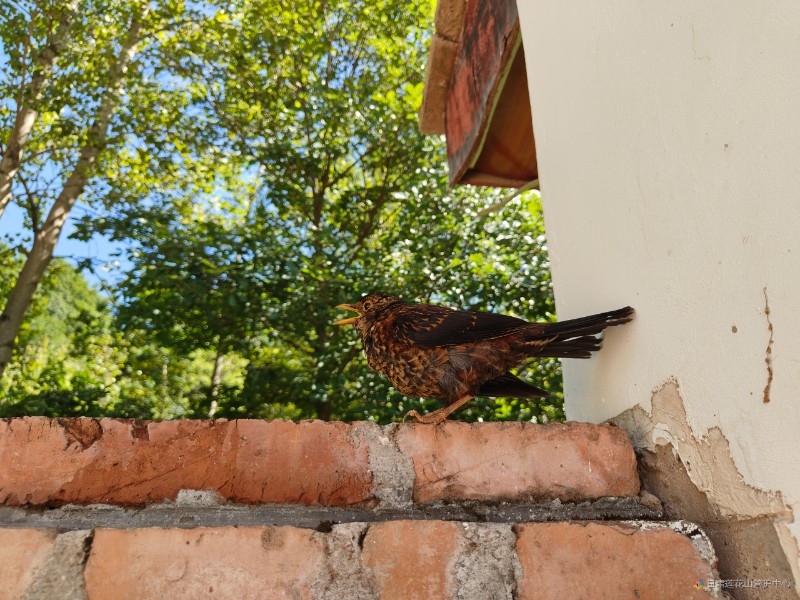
0;0;562;423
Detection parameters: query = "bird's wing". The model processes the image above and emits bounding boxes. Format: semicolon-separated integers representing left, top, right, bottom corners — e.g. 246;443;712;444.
395;304;534;347
477;373;549;398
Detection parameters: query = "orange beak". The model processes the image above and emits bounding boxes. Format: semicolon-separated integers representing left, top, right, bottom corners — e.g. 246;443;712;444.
333;304;362;326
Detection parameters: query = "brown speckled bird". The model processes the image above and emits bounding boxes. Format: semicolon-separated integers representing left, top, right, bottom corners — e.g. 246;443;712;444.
334;292;634;424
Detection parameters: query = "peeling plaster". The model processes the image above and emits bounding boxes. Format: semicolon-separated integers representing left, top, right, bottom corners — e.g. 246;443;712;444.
778;519;800;594
613;379;788;519
621;519;719;566
515;0;800;588
610;379;799;596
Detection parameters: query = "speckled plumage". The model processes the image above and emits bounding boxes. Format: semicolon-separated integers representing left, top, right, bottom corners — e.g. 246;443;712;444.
335;292;634;423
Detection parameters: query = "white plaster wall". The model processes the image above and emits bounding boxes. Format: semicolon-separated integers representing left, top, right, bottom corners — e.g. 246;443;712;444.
517;0;800;575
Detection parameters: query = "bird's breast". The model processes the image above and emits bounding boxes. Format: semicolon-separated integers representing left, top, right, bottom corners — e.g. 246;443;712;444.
361;332;448;399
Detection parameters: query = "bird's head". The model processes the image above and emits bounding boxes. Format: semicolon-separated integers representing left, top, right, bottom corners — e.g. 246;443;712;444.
333;292;401;330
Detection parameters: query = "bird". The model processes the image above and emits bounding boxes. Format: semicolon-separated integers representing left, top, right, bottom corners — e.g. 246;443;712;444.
333;292;634;424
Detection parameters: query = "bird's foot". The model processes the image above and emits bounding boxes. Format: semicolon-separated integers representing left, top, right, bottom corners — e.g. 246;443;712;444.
402;409;448;425
403;395;474;425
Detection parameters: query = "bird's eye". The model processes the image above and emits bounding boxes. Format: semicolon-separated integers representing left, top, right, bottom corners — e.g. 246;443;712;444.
363;301;372;311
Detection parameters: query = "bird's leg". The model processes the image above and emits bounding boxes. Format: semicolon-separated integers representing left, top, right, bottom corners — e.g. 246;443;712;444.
403;395;474;425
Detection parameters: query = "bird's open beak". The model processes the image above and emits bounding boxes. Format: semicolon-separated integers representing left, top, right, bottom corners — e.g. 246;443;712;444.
333;304;362;326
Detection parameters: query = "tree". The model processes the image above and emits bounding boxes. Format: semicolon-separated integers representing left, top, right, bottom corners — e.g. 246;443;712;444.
105;182;294;415
94;0;563;422
0;241;234;419
0;0;232;381
0;243;117;416
1;0;563;423
0;0;81;220
0;1;152;379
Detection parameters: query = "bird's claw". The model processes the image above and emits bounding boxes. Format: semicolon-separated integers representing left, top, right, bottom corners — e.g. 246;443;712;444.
403;409;446;425
403;410;421;423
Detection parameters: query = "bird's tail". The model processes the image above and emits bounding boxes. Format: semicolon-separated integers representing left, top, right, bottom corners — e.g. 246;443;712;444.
525;306;634;359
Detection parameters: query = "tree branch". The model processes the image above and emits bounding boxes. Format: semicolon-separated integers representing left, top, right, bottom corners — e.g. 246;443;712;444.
475;179;539;218
346;187;390;264
0;0;81;220
0;4;149;379
16;171;39;234
327;142;379;188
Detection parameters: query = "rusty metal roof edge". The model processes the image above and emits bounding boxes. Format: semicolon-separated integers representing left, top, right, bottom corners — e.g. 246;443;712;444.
446;19;522;187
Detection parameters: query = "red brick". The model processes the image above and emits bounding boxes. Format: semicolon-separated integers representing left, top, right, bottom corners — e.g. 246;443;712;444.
227;419;373;505
361;521;461;599
1;418;639;508
0;417;374;506
515;522;716;599
84;527;324;600
0;529;56;600
395;421;639;504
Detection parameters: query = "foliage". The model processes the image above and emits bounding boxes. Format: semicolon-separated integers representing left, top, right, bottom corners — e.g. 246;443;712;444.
0;245;239;419
0;244;118;417
0;0;564;423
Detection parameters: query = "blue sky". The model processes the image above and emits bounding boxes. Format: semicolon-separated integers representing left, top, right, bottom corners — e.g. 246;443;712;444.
0;201;128;290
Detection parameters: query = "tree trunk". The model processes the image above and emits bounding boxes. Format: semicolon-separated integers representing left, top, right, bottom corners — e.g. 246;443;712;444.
208;348;225;418
0;8;148;381
0;1;81;220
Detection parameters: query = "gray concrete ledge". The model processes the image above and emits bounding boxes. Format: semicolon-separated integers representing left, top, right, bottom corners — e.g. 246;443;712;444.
0;496;662;531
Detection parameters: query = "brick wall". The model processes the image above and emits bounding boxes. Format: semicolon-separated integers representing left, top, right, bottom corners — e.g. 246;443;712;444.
0;417;721;599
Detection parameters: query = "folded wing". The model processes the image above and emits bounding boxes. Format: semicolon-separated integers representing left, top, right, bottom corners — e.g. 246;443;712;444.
395;304;536;347
478;372;549;398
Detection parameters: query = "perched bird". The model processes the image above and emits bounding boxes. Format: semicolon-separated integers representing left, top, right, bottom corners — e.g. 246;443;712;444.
334;292;634;424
